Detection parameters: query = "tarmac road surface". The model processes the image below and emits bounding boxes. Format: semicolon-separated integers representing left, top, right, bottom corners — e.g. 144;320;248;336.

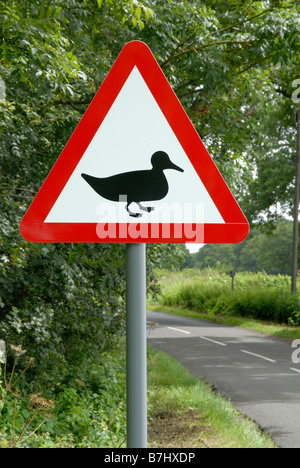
147;310;300;448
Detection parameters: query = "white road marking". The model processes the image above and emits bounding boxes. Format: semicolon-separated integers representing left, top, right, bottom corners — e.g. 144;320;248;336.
167;327;227;346
167;327;191;335
241;349;276;363
290;367;300;374
199;336;227;347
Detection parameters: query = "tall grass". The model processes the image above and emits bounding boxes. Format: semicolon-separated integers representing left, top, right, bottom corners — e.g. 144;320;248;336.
157;269;300;325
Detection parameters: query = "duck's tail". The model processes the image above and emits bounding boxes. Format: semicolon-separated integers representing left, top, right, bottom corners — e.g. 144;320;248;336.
81;173;93;184
82;173;119;202
81;173;102;194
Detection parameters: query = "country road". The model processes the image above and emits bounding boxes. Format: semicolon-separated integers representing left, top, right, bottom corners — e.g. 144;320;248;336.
147;310;300;448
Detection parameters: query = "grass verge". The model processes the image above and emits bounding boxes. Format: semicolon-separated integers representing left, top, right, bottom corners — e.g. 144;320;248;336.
147;347;277;448
147;300;300;341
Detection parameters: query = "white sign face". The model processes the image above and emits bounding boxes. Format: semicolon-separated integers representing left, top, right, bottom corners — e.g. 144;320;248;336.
45;67;224;225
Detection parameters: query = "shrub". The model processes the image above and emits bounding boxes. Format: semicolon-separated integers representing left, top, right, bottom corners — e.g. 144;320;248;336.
159;270;300;325
0;341;127;448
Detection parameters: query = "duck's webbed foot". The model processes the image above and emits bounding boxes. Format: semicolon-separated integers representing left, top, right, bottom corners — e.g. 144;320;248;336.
137;203;154;213
126;203;143;218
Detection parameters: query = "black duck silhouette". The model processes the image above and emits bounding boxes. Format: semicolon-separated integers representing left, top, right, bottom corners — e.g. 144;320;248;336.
81;151;184;218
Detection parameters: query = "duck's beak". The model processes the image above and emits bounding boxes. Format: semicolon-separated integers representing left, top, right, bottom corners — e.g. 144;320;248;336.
168;161;184;172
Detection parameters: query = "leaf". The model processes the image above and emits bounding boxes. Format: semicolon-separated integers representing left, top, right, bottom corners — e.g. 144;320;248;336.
145;8;151;22
39;3;46;19
46;6;53;18
19;40;30;47
30;47;38;58
138;19;144;30
54;7;62;19
135;6;141;20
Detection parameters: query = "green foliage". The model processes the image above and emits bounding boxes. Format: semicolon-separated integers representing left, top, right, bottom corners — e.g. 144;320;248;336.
0;0;153;447
140;0;300;206
0;344;56;448
190;220;296;276
1;0;300;447
213;288;299;324
45;350;127;448
0;342;126;448
159;269;299;325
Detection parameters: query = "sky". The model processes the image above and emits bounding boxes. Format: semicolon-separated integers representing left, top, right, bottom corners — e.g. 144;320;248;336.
186;243;203;253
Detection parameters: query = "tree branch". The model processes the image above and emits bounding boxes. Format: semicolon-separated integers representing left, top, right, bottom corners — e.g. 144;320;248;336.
217;7;273;35
54;99;92;113
161;40;253;67
55;99;91;107
275;88;292;99
238;53;276;75
0;185;36;194
177;88;206;99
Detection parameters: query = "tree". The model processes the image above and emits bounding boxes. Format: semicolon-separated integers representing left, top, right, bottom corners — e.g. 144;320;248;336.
256;221;294;275
1;0;300;383
140;0;300;197
193;244;236;272
0;0;156;382
191;221;297;275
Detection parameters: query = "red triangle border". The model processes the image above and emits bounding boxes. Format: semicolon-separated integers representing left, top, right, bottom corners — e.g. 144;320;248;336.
20;41;249;244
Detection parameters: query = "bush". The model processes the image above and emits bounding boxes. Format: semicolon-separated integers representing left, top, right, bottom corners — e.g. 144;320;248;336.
221;289;299;323
159;270;300;325
0;342;126;448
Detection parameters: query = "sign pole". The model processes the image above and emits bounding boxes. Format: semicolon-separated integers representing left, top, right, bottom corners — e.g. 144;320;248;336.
292;108;300;294
126;243;147;448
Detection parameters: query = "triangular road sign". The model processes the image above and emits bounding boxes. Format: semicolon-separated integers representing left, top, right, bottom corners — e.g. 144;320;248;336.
20;41;249;244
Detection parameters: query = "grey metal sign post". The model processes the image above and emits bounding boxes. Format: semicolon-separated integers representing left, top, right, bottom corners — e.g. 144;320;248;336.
126;243;147;448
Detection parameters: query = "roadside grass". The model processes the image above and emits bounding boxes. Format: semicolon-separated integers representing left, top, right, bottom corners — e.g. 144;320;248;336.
148;268;300;341
146;268;299;448
147;347;277;448
147;300;300;341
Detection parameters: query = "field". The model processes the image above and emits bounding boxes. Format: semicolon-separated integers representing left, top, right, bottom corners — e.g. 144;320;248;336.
149;269;300;339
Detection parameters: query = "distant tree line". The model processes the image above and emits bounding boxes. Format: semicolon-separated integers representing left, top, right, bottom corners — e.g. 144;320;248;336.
181;220;296;276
